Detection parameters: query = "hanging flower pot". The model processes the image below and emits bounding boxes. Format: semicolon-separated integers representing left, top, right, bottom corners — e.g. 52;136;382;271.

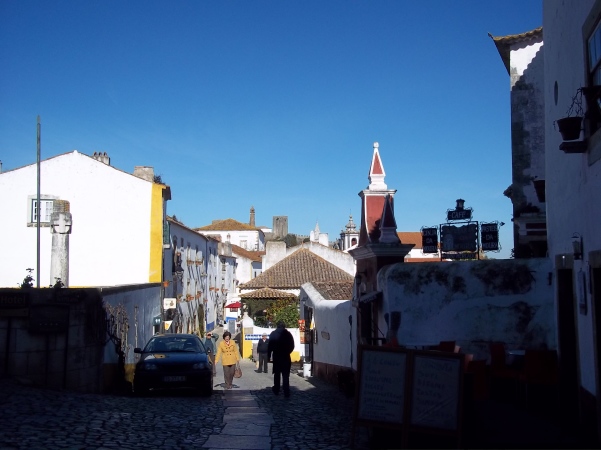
556;116;583;140
556;87;584;141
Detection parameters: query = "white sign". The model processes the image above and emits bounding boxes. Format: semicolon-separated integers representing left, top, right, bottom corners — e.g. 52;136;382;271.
164;298;176;309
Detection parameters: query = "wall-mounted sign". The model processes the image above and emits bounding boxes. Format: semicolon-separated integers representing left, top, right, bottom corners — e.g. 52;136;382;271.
480;223;499;251
164;298;176;309
153;315;162;326
441;224;478;252
421;227;439;253
446;209;472;221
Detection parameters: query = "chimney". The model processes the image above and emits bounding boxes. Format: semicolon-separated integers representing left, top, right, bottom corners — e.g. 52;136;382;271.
250;206;255;227
92;152;110;165
133;166;155;182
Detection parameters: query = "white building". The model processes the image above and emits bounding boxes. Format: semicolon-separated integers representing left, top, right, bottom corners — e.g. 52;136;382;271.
194;218;266;251
0;151;170;288
166;217;221;333
543;1;601;440
490;27;547;258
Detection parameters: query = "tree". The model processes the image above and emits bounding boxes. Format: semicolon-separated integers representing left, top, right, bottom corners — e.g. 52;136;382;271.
266;298;299;328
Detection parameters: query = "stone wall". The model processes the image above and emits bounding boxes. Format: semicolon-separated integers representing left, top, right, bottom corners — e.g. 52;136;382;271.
0;284;160;393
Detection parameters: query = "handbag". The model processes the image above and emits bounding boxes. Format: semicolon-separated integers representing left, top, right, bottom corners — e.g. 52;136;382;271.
233;363;242;378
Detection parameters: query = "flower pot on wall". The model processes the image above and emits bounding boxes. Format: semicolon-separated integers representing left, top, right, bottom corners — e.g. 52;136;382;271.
556;116;583;141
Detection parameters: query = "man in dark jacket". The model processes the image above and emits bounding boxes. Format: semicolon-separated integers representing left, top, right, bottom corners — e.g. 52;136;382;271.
268;321;295;397
256;333;269;373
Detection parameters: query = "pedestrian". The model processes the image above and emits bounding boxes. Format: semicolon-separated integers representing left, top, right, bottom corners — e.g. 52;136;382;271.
268;321;295;397
256;332;269;373
214;330;240;389
204;331;217;376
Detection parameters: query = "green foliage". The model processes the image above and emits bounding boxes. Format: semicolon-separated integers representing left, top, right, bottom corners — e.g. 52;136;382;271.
245;299;272;318
19;268;34;289
283;234;298;248
254;316;269;327
266;298;299;328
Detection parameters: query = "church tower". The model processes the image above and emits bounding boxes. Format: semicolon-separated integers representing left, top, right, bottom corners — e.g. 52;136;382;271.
349;142;413;345
339;213;359;251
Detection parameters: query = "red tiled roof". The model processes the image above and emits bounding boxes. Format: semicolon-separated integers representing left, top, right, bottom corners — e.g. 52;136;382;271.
194;218;259;232
311;281;353;300
239;287;296;299
405;257;442;263
397;231;422;247
231;244;264;262
240;248;353;290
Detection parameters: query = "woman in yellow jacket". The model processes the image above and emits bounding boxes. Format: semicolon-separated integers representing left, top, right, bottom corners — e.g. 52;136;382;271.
214;330;240;389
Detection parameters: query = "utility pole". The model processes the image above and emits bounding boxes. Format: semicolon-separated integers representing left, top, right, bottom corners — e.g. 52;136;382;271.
36;116;41;288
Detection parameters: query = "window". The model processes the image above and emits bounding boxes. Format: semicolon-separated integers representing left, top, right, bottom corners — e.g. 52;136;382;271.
240;240;247;249
589;22;601;85
27;195;57;226
584;2;601;164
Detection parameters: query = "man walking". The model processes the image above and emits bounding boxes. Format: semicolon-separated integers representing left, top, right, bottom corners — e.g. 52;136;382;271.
204;332;217;376
268;321;295;397
256;332;269;373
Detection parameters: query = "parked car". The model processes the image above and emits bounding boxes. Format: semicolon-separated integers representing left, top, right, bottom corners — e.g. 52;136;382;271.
133;333;213;396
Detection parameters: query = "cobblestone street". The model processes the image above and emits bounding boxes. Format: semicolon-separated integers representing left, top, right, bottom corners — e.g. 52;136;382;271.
0;355;590;449
0;357;368;450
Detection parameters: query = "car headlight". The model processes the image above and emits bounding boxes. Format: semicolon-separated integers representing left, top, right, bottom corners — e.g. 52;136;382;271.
192;362;209;370
143;363;158;370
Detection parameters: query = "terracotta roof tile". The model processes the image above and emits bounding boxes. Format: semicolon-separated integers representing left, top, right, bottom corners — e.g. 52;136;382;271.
240;287;296;299
194;218;259;232
311;281;354;300
240;248;353;290
397;232;422;247
231;244;264;262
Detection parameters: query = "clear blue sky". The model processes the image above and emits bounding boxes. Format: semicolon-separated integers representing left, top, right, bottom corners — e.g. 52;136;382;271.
1;1;542;258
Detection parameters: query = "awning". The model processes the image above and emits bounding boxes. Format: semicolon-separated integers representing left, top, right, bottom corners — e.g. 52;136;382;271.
225;301;242;309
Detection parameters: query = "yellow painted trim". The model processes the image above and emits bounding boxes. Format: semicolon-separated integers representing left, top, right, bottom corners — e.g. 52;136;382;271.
149;184;164;283
242;334;252;359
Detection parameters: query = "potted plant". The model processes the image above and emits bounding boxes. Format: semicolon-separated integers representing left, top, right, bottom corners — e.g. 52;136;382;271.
556;88;584;141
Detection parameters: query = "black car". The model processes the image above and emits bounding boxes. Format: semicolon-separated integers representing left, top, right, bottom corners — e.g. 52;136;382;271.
133;333;213;396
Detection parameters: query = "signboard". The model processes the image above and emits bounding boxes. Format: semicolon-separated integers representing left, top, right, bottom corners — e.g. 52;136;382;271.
442;252;478;261
441;224;477;252
355;346;407;425
352;348;465;448
164;298;176;309
0;291;29;317
409;353;463;431
480;223;499;251
421;228;439;254
446;209;472;221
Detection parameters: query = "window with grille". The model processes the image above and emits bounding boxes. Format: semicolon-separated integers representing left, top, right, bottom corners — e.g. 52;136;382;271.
27;195;57;226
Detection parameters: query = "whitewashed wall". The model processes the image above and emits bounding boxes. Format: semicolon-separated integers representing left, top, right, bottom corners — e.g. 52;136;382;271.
167;220;218;333
0;152;155;287
544;0;601;396
301;283;357;370
200;229;265;251
378;258;555;361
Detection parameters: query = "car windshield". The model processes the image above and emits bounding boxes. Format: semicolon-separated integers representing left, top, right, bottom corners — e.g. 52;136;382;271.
145;336;207;353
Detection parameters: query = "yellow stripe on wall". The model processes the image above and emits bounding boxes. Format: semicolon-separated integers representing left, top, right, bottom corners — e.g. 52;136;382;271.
149;183;164;283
